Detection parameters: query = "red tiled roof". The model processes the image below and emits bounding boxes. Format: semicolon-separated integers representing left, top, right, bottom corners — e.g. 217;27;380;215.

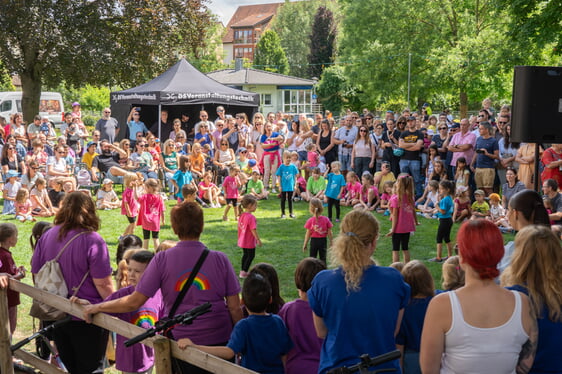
230;13;274;28
222;2;283;43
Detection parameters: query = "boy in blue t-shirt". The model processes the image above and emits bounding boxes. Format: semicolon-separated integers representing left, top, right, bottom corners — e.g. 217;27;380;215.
275;152;300;218
178;273;293;374
325;161;346;222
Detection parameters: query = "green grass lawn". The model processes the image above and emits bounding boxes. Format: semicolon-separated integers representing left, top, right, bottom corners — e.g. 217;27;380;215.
4;196;514;369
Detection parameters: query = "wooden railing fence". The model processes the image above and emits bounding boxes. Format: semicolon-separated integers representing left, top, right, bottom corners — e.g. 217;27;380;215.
0;279;257;374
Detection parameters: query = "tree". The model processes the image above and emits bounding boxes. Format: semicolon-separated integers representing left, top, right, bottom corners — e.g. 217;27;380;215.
253;30;290;75
0;0;213;123
308;6;336;79
336;0;542;117
498;0;562;56
316;65;358;113
0;61;14;91
271;0;340;78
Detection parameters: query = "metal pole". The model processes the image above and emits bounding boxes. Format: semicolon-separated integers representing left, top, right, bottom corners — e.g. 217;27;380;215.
158;105;162;139
407;53;411;108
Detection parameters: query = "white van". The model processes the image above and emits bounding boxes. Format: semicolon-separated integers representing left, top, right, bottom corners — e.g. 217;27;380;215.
0;91;65;125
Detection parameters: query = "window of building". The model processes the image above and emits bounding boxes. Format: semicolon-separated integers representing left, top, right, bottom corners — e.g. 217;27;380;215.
283;90;311;114
260;94;272;106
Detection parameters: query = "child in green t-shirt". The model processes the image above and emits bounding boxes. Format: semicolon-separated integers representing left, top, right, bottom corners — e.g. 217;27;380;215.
470;189;490;219
246;171;269;200
303;167;326;202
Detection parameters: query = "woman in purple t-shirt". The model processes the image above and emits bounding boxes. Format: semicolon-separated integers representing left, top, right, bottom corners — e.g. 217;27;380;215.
83;202;243;374
31;192;114;374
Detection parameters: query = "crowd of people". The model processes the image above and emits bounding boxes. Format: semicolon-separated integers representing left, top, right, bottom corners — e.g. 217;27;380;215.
1;99;562;374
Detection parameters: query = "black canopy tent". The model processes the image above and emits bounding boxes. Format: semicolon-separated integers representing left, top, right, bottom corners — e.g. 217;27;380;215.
110;58;259;141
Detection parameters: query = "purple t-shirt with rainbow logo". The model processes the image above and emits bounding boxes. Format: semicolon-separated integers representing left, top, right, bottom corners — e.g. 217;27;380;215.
136;241;241;344
106;285;164;373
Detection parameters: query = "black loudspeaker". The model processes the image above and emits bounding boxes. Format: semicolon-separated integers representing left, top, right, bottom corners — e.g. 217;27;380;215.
511;66;562;143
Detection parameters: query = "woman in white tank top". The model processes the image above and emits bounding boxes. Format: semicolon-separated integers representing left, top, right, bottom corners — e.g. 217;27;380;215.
420;219;537;374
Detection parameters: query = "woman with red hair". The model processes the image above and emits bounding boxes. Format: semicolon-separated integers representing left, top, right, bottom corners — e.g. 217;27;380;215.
420;219;537;374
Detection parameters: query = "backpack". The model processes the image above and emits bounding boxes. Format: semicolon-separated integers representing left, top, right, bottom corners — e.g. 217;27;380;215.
77;169;92;186
29;232;88;321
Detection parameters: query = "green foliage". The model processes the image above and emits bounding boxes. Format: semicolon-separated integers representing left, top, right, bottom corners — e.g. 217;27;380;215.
498;0;562;56
308;6;337;79
253;30;290;75
316;65;358;113
272;0;340;78
0;0;213;123
188;16;227;73
0;61;14;91
336;0;542;115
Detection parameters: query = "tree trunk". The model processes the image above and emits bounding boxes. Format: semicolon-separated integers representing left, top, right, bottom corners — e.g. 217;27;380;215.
459;90;468;119
19;69;42;125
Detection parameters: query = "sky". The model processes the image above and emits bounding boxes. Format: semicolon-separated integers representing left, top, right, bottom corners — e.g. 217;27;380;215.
207;0;284;25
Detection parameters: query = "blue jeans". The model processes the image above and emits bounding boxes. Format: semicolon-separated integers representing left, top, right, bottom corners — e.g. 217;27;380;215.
339;153;351;171
399;159;423;198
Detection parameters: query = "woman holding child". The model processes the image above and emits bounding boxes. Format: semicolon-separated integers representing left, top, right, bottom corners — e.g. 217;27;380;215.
82;202;243;374
308;209;410;374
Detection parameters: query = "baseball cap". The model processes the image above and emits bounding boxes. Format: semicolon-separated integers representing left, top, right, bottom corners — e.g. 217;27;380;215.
72;102;80;107
102;178;113;185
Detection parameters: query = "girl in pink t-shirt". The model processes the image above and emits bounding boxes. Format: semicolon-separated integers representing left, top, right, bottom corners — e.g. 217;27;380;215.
238;195;262;278
376;180;394;214
14;188;35;222
121;173;141;237
341;171;362;206
222;167;241;221
137;178;165;250
302;198;333;264
386;175;418;263
355;173;380;211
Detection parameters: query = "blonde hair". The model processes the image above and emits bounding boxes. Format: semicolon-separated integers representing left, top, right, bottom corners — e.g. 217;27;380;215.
115;247;142;289
330;209;379;292
156;240;177;253
441;256;465;291
123;173;138;188
502;225;562;321
15;187;29;203
144;178;160;192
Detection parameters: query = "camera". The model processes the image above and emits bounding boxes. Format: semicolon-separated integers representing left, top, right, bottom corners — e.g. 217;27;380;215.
476;149;485;154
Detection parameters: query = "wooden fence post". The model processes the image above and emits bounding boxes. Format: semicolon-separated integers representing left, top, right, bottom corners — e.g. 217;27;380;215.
153;337;172;374
0;288;14;374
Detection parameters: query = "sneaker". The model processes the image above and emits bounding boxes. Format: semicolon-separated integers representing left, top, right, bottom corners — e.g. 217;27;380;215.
335;218;340;223
290;213;296;218
239;271;248;279
383;210;390;216
271;189;278;194
281;214;286;219
222;215;228;221
428;257;444;262
293;196;299;202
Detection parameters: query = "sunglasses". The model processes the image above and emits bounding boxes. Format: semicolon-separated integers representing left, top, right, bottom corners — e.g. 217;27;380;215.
177;136;185;138
360;129;367;133
498;121;508;124
104;111;111;114
221;143;228;146
240;151;247;154
439;127;447;130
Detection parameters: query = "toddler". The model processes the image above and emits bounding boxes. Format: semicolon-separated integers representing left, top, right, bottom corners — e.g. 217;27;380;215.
377;180;394;214
96;179;121;210
302;198;333;263
303;167;326;202
324;161;346;222
452;186;471;222
470;189;490;219
137;178;165;250
246;171;268;200
0;223;26;334
14;187;35;222
30;177;54;217
238;195;262;278
223;167;241;221
341;171;361;207
276;152;299;218
2;170;20;215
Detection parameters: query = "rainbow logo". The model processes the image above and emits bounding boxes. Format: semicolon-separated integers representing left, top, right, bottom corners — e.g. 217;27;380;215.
174;270;211;292
131;308;159;328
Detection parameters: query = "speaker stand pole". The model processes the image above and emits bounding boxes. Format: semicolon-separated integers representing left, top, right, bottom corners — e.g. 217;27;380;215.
534;143;540;192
